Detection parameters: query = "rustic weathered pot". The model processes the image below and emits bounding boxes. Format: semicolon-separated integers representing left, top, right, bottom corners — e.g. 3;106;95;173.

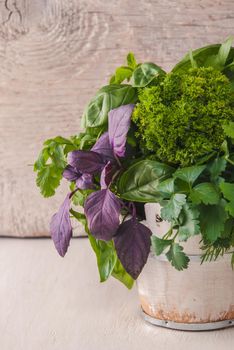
137;203;234;331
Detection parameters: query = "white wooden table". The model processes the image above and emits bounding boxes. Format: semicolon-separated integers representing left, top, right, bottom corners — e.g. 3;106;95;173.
0;238;233;350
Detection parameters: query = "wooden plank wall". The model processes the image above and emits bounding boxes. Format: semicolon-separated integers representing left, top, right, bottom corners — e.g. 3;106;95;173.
0;0;233;236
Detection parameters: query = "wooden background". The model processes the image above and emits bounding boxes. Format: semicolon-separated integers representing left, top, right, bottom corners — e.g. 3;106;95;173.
0;0;233;236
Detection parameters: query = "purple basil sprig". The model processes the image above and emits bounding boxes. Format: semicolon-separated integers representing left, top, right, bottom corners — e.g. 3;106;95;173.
83;104;135;240
50;103;153;280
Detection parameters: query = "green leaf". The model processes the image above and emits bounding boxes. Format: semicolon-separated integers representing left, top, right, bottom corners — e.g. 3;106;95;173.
89;235;117;282
36;165;62;197
196;151;217;165
117;160;174;202
151;236;172;255
70;210;133;288
219;182;234;217
34;148;49;171
190;183;220;205
131;62;165;87
157;178;175;197
34;135;82;197
111;66;133;84
127;52;137;69
49;144;66;169
225;201;234;217
189;49;198;68
223;121;234;139
34;142;66;171
173;165;206;186
111;259;134;289
178;204;200;241
166;243;190;271
82;84;138;128
70;209;87;228
79;134;97;150
207;157;227;181
74;211;117;283
70;186;94;207
216;36;233;68
44;136;74;146
199;201;228;242
219;182;234;202
161;194;187;221
172;43;234;73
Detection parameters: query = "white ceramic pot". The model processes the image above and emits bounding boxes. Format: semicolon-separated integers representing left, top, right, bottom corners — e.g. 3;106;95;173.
137;203;234;331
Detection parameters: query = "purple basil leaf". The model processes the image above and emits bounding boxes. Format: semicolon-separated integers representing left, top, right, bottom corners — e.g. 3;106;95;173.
91;132;114;161
84;189;121;241
63;165;81;182
76;173;94;190
50;193;73;257
114;218;152;279
100;162;113;189
68;150;106;174
108;104;135;157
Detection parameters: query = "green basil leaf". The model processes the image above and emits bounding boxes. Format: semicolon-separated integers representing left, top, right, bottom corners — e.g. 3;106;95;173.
157;178;175;197
111;259;134;289
172;43;234;73
216;36;233;67
70;209;87;228
166;243;190;271
110;66;133;84
173;44;220;72
44;136;74;146
189;49;198;68
82;84;138;128
70;187;94;207
71;209;120;283
173;165;206;186
127;52;137;70
118;160;174;202
89;235;117;282
190;183;220;205
131;62;165;87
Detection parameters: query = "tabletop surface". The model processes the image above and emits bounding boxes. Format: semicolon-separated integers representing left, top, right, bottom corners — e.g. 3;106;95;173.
0;237;233;350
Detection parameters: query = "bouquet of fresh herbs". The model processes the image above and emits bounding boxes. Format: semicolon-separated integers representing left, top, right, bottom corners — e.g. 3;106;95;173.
34;37;234;288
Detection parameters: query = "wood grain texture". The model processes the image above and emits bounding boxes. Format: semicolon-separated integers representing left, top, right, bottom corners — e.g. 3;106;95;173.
0;0;233;236
0;238;234;350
